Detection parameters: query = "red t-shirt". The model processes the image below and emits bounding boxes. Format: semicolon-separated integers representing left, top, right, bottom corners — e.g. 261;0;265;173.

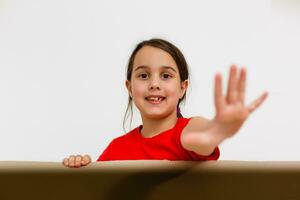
97;117;220;161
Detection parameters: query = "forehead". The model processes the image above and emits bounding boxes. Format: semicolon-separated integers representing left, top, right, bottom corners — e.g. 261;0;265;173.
133;46;178;72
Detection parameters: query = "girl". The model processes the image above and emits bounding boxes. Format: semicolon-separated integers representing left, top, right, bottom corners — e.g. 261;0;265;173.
62;38;268;168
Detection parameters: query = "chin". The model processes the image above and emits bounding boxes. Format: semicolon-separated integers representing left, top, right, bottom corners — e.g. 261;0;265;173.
144;111;164;118
142;110;175;120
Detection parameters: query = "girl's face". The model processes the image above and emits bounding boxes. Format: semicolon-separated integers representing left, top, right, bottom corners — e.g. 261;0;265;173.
126;46;188;120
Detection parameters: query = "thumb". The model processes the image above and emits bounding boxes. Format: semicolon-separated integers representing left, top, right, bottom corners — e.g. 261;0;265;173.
81;154;92;165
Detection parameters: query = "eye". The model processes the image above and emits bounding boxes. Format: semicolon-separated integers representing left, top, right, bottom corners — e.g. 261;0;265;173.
138;73;148;79
162;73;172;79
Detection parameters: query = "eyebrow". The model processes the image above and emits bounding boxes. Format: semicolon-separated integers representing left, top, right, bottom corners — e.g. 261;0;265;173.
134;65;177;73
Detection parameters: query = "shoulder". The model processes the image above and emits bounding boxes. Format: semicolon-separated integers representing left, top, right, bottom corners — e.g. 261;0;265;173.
111;126;139;143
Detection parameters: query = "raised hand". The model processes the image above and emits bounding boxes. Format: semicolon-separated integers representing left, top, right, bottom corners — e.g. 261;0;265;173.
212;64;268;138
62;154;92;168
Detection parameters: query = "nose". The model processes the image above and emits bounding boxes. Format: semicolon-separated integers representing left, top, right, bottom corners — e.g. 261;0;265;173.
148;76;161;90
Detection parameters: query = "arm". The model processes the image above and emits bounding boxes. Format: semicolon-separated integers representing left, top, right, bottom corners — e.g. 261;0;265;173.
181;65;268;156
181;117;226;156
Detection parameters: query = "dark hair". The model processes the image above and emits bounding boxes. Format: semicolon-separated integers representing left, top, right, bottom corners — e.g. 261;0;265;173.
123;38;190;133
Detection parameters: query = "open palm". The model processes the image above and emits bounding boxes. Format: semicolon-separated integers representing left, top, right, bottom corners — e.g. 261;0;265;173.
213;64;268;138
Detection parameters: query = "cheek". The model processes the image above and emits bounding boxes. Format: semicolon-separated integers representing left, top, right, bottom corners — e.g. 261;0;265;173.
165;84;182;98
131;82;146;98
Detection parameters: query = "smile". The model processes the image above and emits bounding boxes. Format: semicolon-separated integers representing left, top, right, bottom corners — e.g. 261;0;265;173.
145;97;166;104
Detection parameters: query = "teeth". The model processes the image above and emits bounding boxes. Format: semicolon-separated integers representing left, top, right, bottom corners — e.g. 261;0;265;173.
147;97;164;101
151;97;159;101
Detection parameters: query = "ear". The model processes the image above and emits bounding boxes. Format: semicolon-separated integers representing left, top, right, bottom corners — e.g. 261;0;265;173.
180;80;188;99
125;80;132;98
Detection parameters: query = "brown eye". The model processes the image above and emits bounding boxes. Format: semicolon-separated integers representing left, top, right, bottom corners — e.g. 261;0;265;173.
139;73;148;79
162;73;171;79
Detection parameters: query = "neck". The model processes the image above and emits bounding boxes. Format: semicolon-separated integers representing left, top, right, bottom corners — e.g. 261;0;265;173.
140;110;178;138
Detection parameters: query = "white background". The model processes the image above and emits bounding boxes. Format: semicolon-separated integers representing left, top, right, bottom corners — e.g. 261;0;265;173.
0;0;299;161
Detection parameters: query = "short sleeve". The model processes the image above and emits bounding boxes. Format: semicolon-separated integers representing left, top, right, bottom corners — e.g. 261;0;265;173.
186;146;220;161
175;118;221;161
96;139;115;161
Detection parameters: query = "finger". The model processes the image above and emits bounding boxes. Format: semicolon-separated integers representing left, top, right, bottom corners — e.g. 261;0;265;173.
238;67;246;104
62;158;69;166
81;154;92;165
214;73;224;113
226;64;238;104
69;155;75;167
247;91;268;113
75;155;83;167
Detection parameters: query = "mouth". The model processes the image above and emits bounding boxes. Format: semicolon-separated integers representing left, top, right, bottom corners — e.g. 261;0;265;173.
145;96;166;104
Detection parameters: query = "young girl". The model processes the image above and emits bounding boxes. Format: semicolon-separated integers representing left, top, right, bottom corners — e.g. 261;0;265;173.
62;38;268;168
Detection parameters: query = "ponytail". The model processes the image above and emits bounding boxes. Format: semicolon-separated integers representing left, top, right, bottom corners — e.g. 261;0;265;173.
177;105;183;118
